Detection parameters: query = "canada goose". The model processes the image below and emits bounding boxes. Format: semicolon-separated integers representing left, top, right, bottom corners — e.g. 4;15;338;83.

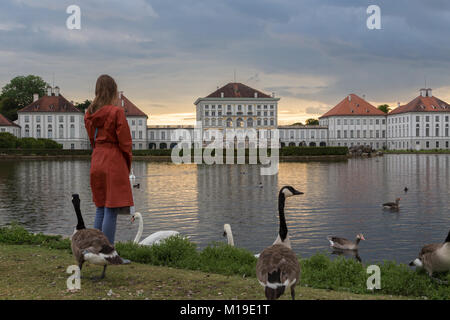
256;186;303;300
131;212;180;245
133;183;140;189
409;230;450;279
382;198;400;210
129;168;135;180
222;223;260;258
327;234;365;251
70;194;129;280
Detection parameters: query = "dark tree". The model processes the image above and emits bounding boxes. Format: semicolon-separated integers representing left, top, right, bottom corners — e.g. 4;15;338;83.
0;97;19;121
378;104;391;113
75;99;92;112
305;118;319;125
0;75;48;120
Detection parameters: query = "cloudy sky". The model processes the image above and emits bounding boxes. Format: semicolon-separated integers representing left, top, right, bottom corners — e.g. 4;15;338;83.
2;0;450;124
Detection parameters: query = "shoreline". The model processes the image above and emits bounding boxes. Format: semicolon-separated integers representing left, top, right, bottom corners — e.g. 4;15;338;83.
0;154;350;162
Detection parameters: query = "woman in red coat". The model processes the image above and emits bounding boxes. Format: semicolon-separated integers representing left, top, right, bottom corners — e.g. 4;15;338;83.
84;74;134;244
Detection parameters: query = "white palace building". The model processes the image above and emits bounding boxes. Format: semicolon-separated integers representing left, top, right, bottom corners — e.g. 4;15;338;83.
7;83;450;151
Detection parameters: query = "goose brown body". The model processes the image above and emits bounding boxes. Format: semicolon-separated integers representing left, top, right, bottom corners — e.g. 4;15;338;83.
410;243;450;276
256;244;300;300
327;234;365;250
71;194;128;279
71;229;124;267
256;186;303;300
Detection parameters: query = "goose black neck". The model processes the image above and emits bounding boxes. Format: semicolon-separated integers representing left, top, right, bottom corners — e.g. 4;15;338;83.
278;192;288;241
72;195;85;230
445;230;450;243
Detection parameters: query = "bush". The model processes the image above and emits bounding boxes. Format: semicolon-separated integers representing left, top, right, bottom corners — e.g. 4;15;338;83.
0;132;17;148
37;138;63;149
280;146;348;156
0;223;71;251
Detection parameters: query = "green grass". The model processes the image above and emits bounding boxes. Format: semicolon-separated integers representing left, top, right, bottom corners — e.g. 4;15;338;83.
0;224;449;299
0;244;407;300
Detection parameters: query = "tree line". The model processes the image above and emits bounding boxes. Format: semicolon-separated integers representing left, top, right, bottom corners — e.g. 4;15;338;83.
0;75;91;121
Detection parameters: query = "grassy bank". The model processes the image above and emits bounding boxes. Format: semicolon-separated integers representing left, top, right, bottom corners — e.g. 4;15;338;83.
0;224;448;299
0;244;406;300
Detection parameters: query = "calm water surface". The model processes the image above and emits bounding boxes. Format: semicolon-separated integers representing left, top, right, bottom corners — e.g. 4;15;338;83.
0;154;449;264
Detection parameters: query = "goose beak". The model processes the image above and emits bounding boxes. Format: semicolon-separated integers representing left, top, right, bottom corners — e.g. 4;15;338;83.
293;190;304;195
361;235;366;241
131;215;135;224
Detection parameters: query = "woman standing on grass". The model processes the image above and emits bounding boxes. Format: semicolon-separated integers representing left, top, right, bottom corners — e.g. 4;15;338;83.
84;74;134;244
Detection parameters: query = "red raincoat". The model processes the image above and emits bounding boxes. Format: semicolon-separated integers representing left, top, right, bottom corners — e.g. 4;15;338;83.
84;105;134;208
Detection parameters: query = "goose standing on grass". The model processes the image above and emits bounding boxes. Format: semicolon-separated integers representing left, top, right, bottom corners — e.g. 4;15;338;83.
382;198;400;210
70;194;129;280
223;223;260;258
256;186;303;300
131;212;180;245
327;234;365;251
409;230;450;281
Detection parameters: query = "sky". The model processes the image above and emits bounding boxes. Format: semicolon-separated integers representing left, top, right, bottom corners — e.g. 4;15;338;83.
2;0;450;125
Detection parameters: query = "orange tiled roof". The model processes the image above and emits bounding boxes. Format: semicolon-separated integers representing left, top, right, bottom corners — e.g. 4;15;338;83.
389;95;450;115
18;95;81;113
206;82;273;99
320;94;385;118
116;94;147;117
0;113;20;127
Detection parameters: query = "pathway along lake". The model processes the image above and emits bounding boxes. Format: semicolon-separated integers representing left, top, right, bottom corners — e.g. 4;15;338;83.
0;154;449;264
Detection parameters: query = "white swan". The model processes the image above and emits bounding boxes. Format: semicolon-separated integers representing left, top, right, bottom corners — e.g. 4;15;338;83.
223;223;260;258
129;168;136;180
132;212;180;246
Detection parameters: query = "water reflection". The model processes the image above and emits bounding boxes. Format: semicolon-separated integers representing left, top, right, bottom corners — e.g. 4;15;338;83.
0;154;449;264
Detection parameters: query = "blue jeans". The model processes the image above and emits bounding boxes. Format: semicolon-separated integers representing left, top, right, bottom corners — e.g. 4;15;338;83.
94;207;118;244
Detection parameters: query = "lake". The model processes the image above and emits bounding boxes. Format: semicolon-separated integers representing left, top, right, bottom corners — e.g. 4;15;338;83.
0;154;449;265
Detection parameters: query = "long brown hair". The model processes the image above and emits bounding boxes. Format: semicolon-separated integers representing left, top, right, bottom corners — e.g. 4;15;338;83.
88;74;118;114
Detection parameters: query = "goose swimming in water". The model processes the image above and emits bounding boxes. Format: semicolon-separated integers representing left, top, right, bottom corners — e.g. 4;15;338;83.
131;212;180;246
70;194;129;280
382;198;400;211
409;230;450;281
256;186;303;300
327;234;365;251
